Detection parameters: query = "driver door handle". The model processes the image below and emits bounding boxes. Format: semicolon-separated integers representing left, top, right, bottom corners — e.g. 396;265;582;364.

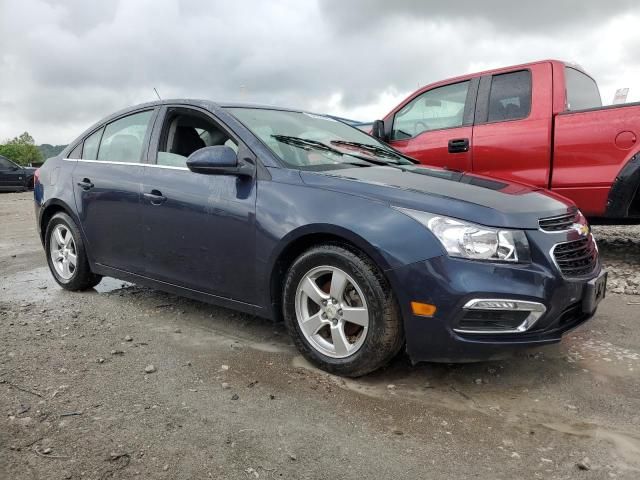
144;189;167;205
77;178;94;190
448;138;470;153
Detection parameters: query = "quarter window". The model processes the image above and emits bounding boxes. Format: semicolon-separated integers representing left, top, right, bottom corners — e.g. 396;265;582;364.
68;143;82;159
392;81;470;140
97;110;153;163
487;70;532;122
565;67;602;111
82;128;104;160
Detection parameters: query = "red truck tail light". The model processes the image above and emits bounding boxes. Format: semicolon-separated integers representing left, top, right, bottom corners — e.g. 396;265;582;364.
34;168;41;185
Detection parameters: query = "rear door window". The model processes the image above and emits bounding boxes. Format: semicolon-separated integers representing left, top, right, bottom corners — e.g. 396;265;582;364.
487;70;532;122
392;81;470;140
97;110;153;163
565;67;602;111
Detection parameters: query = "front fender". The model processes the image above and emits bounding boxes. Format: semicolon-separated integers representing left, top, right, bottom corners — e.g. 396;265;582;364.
256;173;445;313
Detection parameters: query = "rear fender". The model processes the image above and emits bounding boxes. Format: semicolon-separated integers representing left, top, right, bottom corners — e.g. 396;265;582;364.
605;152;640;218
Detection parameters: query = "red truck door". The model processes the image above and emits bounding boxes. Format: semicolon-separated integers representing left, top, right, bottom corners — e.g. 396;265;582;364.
387;79;478;171
471;63;553;187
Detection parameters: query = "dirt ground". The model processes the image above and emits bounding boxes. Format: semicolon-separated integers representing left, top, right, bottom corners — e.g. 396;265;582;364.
1;191;639;480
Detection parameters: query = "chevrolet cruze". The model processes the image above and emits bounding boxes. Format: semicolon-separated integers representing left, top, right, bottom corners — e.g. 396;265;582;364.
34;100;607;376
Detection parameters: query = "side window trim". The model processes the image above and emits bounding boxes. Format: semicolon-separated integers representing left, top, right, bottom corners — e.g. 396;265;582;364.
474;69;532;125
391;80;473;140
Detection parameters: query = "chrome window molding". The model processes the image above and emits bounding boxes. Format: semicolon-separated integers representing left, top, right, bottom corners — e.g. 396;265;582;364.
63;158;189;171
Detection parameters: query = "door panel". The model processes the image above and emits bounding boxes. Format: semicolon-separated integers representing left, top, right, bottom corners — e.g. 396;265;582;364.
471;63;553;187
71;108;156;273
141;166;257;302
72;161;145;272
141;105;257;303
390;126;473;170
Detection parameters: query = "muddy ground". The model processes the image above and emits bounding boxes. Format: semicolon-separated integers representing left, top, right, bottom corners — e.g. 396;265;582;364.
1;191;639;480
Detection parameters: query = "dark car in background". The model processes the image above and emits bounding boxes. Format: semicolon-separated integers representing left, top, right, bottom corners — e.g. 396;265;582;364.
0;155;36;192
33;100;606;376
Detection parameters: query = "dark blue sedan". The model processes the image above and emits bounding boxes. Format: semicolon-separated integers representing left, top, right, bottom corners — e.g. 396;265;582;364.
34;100;606;376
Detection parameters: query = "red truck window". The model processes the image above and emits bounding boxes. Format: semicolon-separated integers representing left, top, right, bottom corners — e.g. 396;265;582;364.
391;81;470;140
487;70;532;122
565;67;602;111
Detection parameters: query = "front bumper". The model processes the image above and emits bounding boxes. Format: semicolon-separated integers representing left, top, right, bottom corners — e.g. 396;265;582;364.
388;253;604;363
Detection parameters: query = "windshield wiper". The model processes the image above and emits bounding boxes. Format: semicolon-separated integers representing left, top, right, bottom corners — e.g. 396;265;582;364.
271;135;405;168
330;140;417;164
271;135;341;154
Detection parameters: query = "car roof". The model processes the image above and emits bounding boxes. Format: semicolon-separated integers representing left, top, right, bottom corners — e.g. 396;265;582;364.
109;99;314;116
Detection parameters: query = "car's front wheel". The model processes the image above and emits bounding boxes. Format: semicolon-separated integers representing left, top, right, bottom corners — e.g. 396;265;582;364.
45;212;102;291
283;244;404;377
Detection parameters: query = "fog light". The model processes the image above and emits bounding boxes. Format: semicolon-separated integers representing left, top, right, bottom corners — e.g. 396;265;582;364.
454;298;546;334
411;302;437;317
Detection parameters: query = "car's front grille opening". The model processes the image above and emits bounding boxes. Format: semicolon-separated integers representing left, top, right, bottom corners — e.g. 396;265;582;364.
539;210;578;232
457;310;531;332
552;237;598;277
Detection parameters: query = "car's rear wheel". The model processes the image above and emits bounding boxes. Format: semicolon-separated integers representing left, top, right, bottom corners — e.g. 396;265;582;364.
283;244;404;377
45;212;102;291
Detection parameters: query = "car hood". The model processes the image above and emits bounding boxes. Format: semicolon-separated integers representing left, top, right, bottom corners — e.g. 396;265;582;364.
300;165;573;229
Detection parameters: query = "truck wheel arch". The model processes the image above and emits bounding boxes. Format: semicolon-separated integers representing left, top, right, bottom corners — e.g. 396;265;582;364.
605;152;640;218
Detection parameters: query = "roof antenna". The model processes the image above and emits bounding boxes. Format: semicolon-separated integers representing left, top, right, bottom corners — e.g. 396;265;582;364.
153;87;162;100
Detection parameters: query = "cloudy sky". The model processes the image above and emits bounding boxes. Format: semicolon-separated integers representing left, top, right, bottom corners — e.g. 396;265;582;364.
1;0;640;145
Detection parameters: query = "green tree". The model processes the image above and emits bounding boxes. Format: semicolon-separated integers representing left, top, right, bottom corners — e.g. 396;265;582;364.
7;132;36;145
0;131;43;166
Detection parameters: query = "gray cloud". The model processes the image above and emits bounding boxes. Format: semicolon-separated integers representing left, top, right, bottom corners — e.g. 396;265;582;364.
1;0;639;144
319;0;638;33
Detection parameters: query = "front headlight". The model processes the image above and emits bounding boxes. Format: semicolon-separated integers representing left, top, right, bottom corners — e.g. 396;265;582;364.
395;207;530;263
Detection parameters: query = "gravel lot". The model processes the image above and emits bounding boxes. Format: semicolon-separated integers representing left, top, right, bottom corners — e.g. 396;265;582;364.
1;191;639;479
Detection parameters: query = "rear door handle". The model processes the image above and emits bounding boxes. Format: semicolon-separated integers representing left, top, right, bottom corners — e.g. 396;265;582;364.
144;189;167;205
448;138;470;153
77;178;94;190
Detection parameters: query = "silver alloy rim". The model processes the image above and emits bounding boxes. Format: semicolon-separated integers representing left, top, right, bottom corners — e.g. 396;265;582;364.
294;265;369;359
49;224;77;280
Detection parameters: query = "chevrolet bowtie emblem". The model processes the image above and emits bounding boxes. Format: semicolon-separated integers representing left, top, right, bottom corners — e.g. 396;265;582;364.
571;223;590;237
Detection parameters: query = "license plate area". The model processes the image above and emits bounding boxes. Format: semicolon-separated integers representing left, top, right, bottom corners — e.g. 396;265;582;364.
582;270;607;314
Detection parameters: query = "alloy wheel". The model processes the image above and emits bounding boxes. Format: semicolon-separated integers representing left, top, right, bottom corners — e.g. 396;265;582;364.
49;224;77;280
294;265;369;358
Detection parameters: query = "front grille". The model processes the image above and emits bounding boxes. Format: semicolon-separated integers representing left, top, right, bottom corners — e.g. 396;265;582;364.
552;237;598;277
539;210;578;231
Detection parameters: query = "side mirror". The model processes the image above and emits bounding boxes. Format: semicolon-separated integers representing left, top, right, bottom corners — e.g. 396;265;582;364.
186;146;254;177
371;120;387;142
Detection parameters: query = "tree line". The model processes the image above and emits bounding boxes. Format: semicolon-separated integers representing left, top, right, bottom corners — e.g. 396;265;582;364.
0;132;66;166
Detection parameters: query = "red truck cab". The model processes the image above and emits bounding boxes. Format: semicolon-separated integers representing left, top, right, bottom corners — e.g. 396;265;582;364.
372;60;640;221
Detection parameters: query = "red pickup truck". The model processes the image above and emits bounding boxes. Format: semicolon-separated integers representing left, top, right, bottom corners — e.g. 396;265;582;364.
371;60;640;221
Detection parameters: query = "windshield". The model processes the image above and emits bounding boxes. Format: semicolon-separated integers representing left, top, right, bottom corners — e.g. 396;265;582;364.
226;107;415;171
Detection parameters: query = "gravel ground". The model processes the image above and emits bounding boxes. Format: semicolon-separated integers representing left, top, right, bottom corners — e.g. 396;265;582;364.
1;192;639;479
592;225;640;295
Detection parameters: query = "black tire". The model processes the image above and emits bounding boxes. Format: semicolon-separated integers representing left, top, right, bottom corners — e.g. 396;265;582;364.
283;244;404;377
45;212;102;291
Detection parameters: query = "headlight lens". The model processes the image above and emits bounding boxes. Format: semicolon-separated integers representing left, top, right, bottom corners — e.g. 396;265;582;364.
396;208;530;263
